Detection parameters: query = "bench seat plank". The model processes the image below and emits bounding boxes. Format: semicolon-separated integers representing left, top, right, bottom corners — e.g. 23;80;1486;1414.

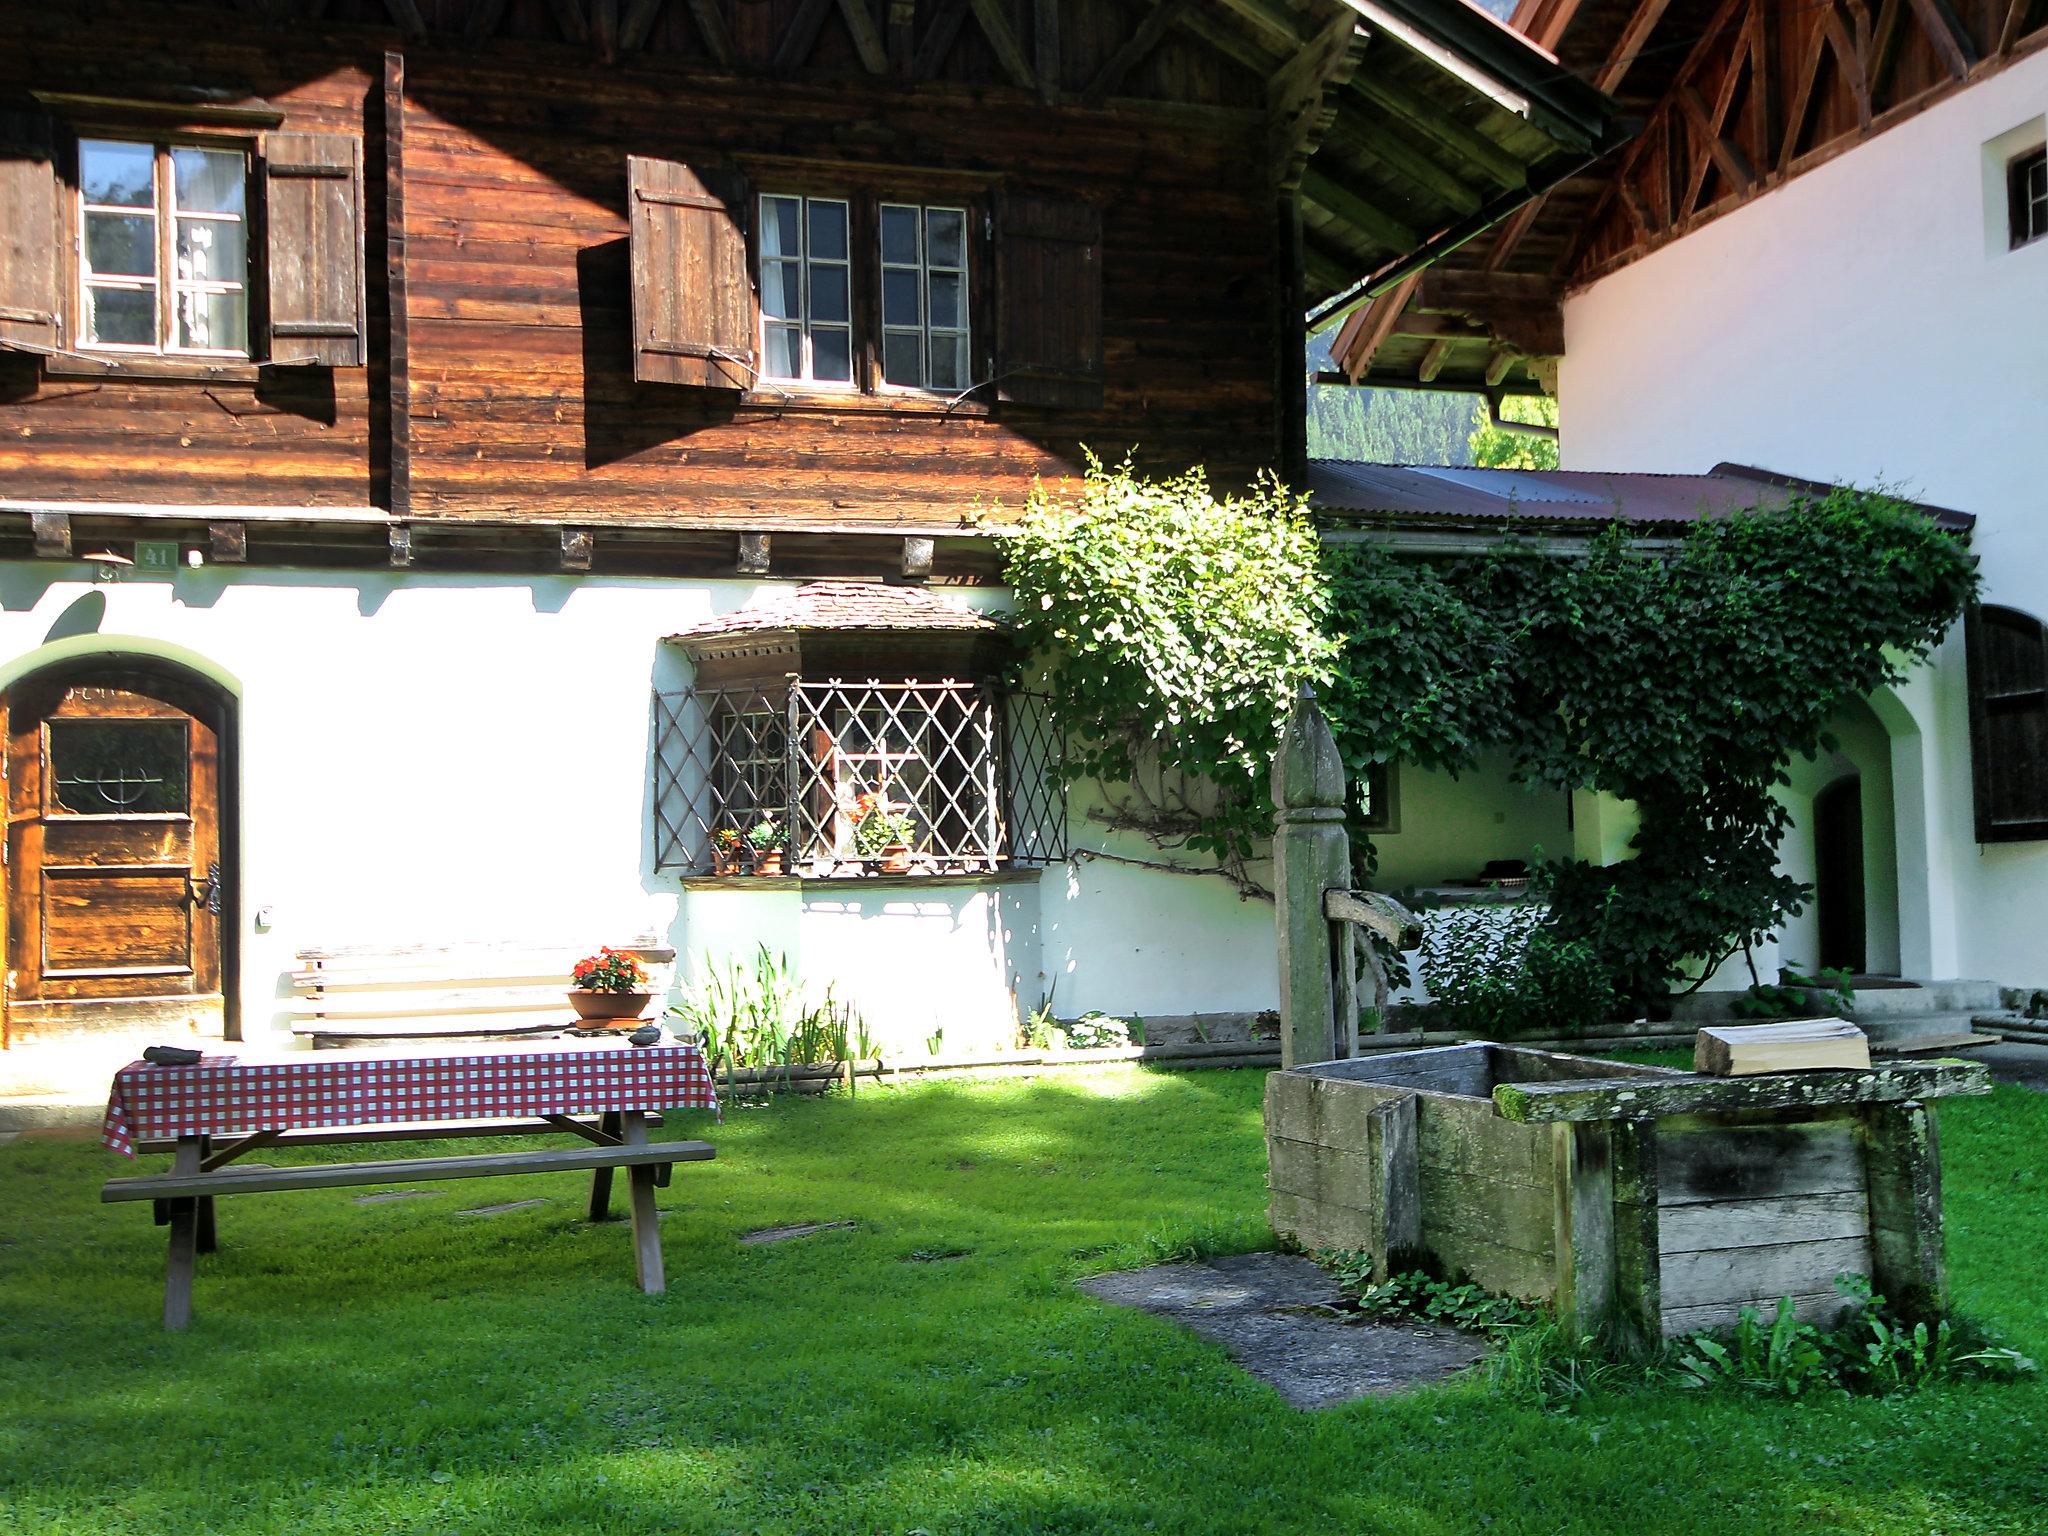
131;1113;663;1158
104;1140;714;1202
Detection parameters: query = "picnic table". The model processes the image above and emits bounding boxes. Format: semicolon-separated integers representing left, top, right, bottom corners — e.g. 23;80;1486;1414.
100;1038;719;1329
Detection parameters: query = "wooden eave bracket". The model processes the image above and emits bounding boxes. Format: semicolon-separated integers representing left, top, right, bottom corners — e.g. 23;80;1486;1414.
30;511;70;559
208;522;247;563
561;528;595;571
736;532;772;575
1270;12;1371;190
388;524;414;568
900;535;935;581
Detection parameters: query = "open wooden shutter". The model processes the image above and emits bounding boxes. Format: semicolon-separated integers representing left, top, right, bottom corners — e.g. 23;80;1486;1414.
263;132;366;366
996;194;1103;409
628;155;751;389
0;110;60;355
1966;603;2048;842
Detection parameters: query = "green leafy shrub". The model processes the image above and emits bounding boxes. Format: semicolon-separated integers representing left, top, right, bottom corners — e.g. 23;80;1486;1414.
1411;905;1614;1038
1730;965;1858;1020
1059;1011;1146;1049
668;945;875;1092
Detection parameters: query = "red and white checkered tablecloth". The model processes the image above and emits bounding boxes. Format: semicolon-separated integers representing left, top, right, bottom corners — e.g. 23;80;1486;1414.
101;1042;719;1156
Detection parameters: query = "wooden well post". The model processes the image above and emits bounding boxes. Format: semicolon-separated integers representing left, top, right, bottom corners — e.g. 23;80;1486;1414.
1272;684;1349;1070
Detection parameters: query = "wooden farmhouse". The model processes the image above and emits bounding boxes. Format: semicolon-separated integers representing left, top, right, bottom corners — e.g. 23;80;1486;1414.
0;0;1625;1069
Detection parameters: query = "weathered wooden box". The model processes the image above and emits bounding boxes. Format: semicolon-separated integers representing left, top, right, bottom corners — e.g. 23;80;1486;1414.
1266;1042;1991;1344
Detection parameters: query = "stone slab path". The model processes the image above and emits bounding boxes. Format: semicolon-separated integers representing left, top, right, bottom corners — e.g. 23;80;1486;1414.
1079;1252;1487;1410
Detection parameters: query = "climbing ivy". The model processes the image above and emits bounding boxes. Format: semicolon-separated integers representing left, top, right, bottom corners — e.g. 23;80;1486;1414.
1003;471;1977;1003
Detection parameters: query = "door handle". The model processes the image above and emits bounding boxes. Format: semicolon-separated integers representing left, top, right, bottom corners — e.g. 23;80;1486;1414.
190;862;223;916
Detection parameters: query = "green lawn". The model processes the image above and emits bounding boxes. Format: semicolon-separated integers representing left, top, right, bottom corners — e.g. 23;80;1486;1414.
2;1066;2044;1535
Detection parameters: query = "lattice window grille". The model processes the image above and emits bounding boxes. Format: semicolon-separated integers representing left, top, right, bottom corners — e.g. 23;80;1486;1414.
653;681;1066;875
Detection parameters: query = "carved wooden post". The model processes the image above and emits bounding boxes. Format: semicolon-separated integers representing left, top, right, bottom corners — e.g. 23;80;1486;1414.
1272;684;1349;1069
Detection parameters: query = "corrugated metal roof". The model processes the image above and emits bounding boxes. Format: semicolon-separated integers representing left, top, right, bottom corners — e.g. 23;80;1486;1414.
667;581;1002;640
1306;461;1975;531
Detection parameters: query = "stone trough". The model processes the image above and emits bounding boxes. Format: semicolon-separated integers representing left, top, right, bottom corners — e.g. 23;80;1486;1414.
1265;1042;1991;1345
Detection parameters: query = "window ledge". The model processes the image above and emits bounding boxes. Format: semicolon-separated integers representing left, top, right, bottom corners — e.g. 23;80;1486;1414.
739;385;990;418
43;352;263;384
679;867;1045;891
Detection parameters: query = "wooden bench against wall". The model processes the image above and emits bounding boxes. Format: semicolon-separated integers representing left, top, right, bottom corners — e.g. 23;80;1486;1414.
288;939;677;1047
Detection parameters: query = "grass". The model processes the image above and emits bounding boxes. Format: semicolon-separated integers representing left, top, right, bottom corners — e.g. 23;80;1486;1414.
1;1065;2044;1535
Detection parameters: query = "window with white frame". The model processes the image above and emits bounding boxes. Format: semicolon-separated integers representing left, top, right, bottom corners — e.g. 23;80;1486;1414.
879;203;969;391
78;138;249;356
2012;147;2047;250
757;193;852;384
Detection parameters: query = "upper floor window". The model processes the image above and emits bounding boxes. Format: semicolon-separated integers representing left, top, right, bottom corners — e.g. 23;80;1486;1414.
879;203;969;391
78;138;249;356
2011;147;2047;250
759;194;852;385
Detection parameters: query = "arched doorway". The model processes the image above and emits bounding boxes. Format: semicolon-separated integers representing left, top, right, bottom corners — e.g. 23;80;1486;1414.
3;657;236;1038
1814;775;1866;976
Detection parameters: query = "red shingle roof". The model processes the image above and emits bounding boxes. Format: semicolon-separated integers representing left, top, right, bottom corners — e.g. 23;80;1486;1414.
667;582;1003;640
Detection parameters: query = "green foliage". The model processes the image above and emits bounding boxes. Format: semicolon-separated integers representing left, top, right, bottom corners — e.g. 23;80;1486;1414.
1306;382;1479;466
1321;1259;1545;1333
1059;1011;1146;1049
1001;456;1335;868
1406;903;1614;1038
1467;394;1560;471
1730;965;1858;1020
745;816;786;852
668;945;875;1092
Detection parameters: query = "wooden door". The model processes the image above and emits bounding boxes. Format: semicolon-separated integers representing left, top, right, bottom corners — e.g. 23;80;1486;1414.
1814;776;1866;978
4;664;224;1025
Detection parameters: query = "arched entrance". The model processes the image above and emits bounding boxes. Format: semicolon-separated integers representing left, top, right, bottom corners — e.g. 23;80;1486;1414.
2;657;236;1038
1813;775;1866;976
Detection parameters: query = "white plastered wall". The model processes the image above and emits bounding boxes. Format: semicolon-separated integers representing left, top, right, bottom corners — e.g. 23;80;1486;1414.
1559;49;2048;986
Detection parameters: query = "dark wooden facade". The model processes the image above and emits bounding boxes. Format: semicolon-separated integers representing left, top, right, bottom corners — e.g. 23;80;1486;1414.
0;0;1283;537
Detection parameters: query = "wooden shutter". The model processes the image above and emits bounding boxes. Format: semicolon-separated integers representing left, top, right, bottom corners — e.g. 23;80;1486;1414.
263;132;366;366
0;110;59;355
628;155;751;389
1965;604;2048;842
996;194;1103;409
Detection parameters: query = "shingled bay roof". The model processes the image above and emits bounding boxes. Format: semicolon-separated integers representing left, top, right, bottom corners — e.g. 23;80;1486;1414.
667;582;1004;641
1307;461;1976;531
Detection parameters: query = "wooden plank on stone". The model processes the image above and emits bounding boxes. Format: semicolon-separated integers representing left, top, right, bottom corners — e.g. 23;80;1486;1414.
1695;1018;1871;1076
1658;1190;1871;1253
1659;1235;1872;1310
1662;1288;1855;1337
1365;1091;1419;1277
1493;1060;1990;1123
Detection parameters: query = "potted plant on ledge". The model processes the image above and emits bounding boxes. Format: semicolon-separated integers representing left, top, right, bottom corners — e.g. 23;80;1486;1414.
851;792;918;875
747;816;788;876
711;826;745;877
569;946;652;1025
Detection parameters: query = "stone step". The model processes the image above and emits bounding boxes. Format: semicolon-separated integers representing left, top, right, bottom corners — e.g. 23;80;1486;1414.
1845;980;2004;1018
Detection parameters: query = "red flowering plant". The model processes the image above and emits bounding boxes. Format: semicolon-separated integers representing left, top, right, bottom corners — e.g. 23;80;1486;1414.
572;946;648;994
849;790;917;857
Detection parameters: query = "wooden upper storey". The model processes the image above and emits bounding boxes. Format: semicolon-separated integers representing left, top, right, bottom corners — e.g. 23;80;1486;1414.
0;0;1612;563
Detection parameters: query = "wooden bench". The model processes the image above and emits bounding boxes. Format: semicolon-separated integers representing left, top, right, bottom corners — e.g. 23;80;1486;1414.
104;1111;712;1328
289;939;676;1048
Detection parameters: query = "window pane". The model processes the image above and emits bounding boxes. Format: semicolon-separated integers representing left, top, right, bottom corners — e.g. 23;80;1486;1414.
929;271;961;331
811;263;849;324
176;286;248;352
85;212;156;277
761;196;802;259
176;217;246;284
813;325;852;382
172;148;245;216
930;335;965;391
926;208;965;267
880;205;919;265
882;331;922;387
764;323;802;380
80;140;154;207
882;268;920;328
761;258;801;321
84;285;156;346
47;721;188;816
808;199;848;261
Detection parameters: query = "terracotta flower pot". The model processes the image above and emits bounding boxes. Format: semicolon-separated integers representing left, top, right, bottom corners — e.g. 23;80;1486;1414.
568;990;653;1022
712;849;741;877
879;843;912;874
751;849;785;876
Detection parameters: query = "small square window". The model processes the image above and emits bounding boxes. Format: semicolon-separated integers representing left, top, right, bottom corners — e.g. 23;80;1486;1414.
77;137;250;357
2011;147;2047;250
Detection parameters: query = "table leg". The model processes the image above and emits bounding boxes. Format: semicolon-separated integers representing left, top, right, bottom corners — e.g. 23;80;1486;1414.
587;1111;619;1222
164;1136;203;1331
195;1136;217;1255
620;1113;665;1294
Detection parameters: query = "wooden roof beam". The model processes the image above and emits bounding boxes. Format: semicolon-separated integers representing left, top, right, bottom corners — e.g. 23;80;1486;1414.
1907;0;1979;77
1301;165;1422;256
1416;337;1453;384
1332;270;1419;382
965;0;1037;90
1214;0;1311;58
1677;83;1754;193
1085;0;1195;104
1346;72;1527;191
1998;0;2038;53
1271;12;1370;189
1596;0;1678;93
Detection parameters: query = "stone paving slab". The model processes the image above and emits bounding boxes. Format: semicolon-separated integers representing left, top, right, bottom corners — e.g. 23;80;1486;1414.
1079;1252;1487;1410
